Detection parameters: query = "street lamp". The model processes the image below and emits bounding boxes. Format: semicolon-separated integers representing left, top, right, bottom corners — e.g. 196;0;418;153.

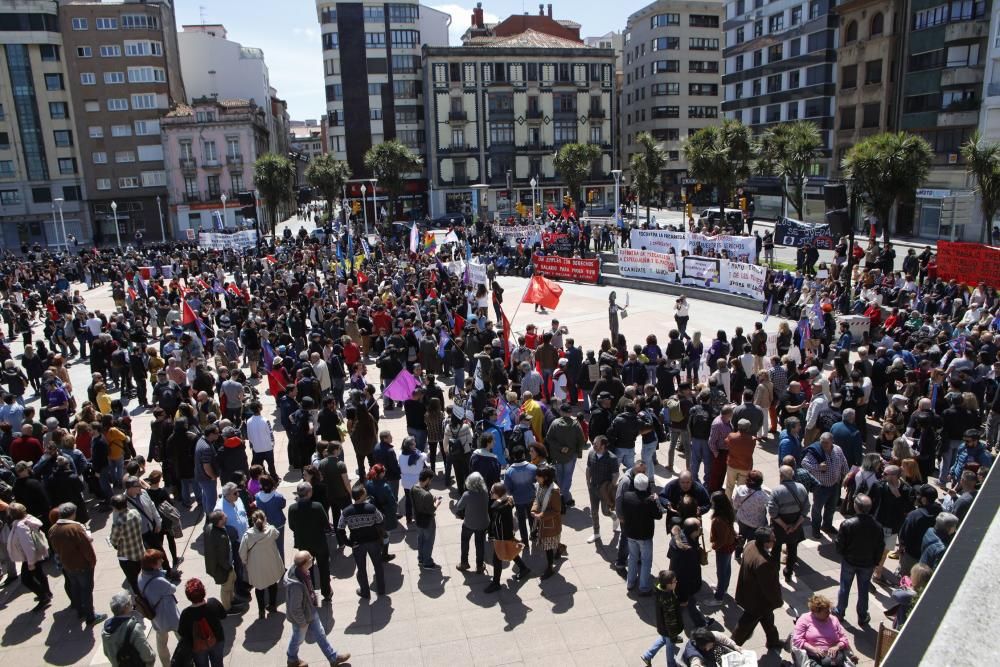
220;193;227;230
360;184;369;235
369;178;378;233
49;203;60;251
110;200;121;248
530;176;537;222
506;169;512;221
611;169;622;226
156;195;166;241
54;197;68;252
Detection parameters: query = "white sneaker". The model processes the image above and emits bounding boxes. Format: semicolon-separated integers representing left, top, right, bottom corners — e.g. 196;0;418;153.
612;519;620;533
587;533;600;544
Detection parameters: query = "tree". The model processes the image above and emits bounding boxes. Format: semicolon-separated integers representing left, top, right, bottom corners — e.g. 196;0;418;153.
684;119;754;222
305;154;351;223
961;131;1000;245
553;142;602;207
253;152;295;240
630;132;667;226
363;140;422;223
755;121;824;220
841;132;933;245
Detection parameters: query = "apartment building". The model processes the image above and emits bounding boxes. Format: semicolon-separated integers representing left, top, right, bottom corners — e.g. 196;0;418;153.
316;0;449;217
621;0;725;199
161;97;269;236
422;10;616;219
59;0;184;244
0;0;90;249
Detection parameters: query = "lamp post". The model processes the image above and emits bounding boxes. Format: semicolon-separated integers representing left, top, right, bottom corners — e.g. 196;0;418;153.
49;203;60;250
611;169;622;226
530;176;537;222
54;197;68;251
506;169;512;222
156;195;166;241
220;193;227;230
110;200;121;248
360;184;369;235
369;178;378;233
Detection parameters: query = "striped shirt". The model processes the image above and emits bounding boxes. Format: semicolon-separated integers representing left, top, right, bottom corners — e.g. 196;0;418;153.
708;416;733;457
109;509;145;562
769;366;788;400
802;444;849;488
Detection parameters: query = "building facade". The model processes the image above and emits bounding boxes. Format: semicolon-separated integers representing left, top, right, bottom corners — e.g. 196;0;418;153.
721;0;838;179
422;36;616;218
832;0;902;173
316;0;450;217
897;0;989;240
59;0;185;244
0;0;91;250
161;97;269;236
622;0;725;199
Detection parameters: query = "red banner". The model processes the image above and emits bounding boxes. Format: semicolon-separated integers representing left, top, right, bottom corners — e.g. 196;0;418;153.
937;241;1000;288
532;254;600;284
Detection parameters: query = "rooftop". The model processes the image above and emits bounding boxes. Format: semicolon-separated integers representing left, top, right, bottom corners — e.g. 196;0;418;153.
468;28;592;49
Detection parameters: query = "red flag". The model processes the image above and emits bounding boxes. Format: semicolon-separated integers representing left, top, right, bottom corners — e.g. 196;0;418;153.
453;313;465;337
522;275;563;310
152;282;163;295
265;255;277;265
181;300;198;326
196;278;211;291
226;284;242;300
127;287;137;301
500;305;512;366
357;269;369;285
139;267;152;280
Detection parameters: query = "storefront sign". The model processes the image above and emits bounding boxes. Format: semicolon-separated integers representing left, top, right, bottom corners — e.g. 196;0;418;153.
774;217;836;249
937;241;1000;288
532;254;600;284
916;188;951;199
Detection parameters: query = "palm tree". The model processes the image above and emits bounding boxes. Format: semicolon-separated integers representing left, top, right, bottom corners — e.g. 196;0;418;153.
684;119;754;222
305;154;351;224
553;142;603;207
630;132;667;226
756;121;824;220
961;131;1000;245
253;152;295;240
841;132;933;246
363;140;422;223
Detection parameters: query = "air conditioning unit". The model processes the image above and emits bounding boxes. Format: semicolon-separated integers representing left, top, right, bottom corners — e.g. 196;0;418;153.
948;153;959;164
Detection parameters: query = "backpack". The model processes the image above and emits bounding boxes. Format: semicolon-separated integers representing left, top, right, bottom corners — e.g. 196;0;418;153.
816;408;841;435
192;616;218;653
157;385;179;412
506;426;528;461
666;398;683;423
116;620;146;667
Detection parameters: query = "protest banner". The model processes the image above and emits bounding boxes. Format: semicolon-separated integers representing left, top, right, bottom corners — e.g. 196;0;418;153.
725;261;767;299
198;230;258;250
617;248;677;281
532;254;600;284
469;259;488;285
541;232;574;255
630;229;756;262
774;217;836;249
937;241;1000;288
682;256;722;288
493;224;542;249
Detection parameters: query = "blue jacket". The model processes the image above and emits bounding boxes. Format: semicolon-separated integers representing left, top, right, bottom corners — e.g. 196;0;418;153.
372;441;402;481
777;429;801;463
830;421;864;467
920;527;950;568
254;491;287;528
503;462;538;505
950;444;992;480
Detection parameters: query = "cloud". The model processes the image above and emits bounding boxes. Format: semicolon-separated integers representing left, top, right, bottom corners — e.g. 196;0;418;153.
292;27;317;39
430;3;499;45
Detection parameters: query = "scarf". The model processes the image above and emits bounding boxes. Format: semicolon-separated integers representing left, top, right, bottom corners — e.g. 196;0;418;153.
534;481;559;514
295;565;317;607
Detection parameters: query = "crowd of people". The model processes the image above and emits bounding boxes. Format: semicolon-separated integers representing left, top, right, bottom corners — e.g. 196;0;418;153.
0;211;994;667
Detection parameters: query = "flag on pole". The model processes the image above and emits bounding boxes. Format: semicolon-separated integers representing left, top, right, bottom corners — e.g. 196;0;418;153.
463;240;473;285
437;330;451;359
441;299;455;330
347;227;354;272
443;230;460;245
522;275;563;310
763;294;774;322
500;304;513;366
181;300;208;344
211;280;224;295
409;222;419;254
265;255;278;265
496;395;513;430
261;339;276;372
799;318;810;351
383;369;419;401
196;277;211;291
423;231;437;255
360;238;372;263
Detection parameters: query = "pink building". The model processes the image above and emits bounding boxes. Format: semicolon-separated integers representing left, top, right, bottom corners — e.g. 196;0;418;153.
161;96;268;235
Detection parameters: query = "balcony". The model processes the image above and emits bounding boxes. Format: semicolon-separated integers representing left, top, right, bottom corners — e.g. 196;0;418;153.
588;108;606;119
203;158;222;169
451;176;469;186
526;108;543;120
945;19;988;42
439;143;474;154
988;83;1000;98
448;110;467;122
522;142;554;152
180;158;196;173
938;107;979;127
183;192;201;203
226;154;243;166
941;66;984;88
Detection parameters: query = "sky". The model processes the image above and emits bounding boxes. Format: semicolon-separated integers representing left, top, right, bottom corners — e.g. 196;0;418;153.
173;1;633;121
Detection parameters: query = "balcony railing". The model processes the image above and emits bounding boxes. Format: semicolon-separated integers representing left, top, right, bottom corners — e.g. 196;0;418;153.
180;158;196;172
226;154;243;165
448;110;467;122
203;158;222;168
588;108;606;119
526;108;543;119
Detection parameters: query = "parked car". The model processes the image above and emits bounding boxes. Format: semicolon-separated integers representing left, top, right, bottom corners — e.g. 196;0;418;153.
699;207;744;230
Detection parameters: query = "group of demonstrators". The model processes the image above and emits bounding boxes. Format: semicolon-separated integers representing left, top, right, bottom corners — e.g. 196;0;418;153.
0;210;994;667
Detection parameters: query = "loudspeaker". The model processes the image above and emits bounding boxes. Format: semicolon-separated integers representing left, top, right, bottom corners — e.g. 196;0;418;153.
823;183;848;211
826;210;850;236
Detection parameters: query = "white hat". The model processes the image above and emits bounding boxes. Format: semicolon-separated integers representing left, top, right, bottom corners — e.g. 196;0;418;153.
634;473;650;491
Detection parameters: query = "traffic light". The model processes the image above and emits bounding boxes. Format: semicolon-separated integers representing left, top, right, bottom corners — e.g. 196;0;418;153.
516;202;526;218
351;201;361;215
695;183;702;193
685;203;693;219
739;197;747;212
563;194;573;208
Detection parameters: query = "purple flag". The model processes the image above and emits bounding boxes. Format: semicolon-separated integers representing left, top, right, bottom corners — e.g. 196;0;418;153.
383;369;419;401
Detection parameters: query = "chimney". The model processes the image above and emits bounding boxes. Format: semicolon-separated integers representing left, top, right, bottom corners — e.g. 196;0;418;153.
473;2;484;28
548;4;553;18
539;4;545;16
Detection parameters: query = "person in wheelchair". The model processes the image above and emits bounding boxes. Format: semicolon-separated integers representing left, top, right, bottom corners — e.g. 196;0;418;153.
677;627;747;666
791;594;858;667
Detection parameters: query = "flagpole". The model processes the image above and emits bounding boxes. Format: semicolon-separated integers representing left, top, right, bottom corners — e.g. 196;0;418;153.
507;277;534;328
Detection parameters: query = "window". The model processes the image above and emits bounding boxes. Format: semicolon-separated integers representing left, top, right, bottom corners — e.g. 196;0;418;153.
231;173;244;192
58;158;77;174
845;21;858;44
77;46;93;58
115;151;135;163
870;12;884;35
100;45;121;57
689;83;719;96
44;73;63;90
809;0;821;19
195;110;215;123
690;14;719;27
128;66;165;83
392;80;419;98
131;93;157;109
138;144;163;161
365;32;386;47
804;97;829;118
62;186;81;201
753;79;762;96
653;60;680;73
92;151;108;164
141;170;166;187
120;14;160;29
946;44;980;67
104;71;125;84
862;103;881;127
590;126;603;144
489;121;514;145
80;72;96;85
787;102;799;120
119;176;139;189
914;5;948;29
768;44;783;62
71;17;88;30
766;74;781;93
768;13;784;32
88;126;103;138
489;93;514;113
689;60;719;73
0;190;20;205
84;100;100;112
392;54;419;73
735;55;744;72
752;108;761;124
651;82;680;95
688;106;718;118
370;108;382;120
910;50;945;71
651;13;680;27
736;27;745;44
96;178;111;191
390;30;419;47
791;6;802;25
789;38;801;57
841;64;858;89
226;138;240;158
652;37;680;51
949;0;986;21
690;38;719;50
652;128;680;141
53;130;73;147
0;161;14;177
95;17;118;30
735;82;744;99
398;129;422;148
363;5;385;21
203;141;218;162
767;105;781;123
367;82;382;96
652;106;680;118
388;3;420;21
754;19;763;37
942;88;978;110
111;124;132;136
554;120;577;144
322;32;339;50
753;50;763;67
206;175;221;198
450;128;465;147
39;44;59;61
124;40;162;57
107;98;128;111
555;93;575;112
49;102;68;119
865;59;883;84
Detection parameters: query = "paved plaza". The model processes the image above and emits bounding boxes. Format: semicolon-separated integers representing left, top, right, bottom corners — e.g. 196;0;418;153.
0;255;889;667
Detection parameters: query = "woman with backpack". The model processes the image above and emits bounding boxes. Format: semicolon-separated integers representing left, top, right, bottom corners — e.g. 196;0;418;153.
3;502;51;610
238;510;285;619
177;578;226;667
444;411;473;492
137;548;180;667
